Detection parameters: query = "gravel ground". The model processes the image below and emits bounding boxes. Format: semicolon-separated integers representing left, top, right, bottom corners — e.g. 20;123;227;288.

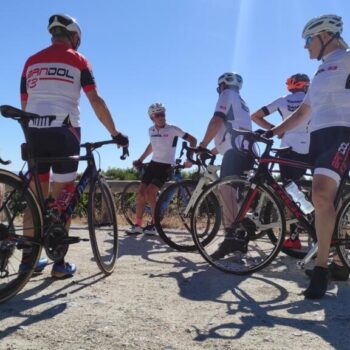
1;224;350;350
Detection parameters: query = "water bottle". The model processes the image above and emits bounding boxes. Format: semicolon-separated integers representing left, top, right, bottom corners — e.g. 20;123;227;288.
284;180;314;214
56;183;76;212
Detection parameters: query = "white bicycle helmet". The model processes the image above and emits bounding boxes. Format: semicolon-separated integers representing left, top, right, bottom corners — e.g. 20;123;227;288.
48;14;81;49
302;14;343;38
148;103;166;117
218;72;243;90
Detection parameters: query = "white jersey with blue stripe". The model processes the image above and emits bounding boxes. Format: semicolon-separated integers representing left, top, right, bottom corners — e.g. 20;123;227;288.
213;89;252;155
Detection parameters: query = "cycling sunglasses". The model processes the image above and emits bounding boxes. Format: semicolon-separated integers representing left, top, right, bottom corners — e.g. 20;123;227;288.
153;112;165;118
305;35;315;46
49;15;73;26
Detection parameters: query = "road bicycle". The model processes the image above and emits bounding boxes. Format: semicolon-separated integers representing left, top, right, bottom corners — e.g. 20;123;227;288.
154;142;221;252
0;105;128;303
120;161;183;227
191;129;350;275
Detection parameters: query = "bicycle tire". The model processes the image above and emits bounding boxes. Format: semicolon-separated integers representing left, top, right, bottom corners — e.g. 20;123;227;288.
0;170;42;303
262;200;317;260
191;176;286;275
88;176;118;274
154;180;220;251
120;181;153;227
334;195;350;270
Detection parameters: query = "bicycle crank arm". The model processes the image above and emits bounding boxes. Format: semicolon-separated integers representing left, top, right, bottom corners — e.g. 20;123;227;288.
296;242;318;269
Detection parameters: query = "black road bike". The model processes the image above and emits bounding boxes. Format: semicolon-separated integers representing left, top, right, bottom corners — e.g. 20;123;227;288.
0;105;128;303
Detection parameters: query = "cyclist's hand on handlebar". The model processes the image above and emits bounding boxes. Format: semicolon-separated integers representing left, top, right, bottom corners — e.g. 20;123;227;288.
262;129;274;139
197;145;207;153
112;132;129;147
133;159;143;168
254;128;266;136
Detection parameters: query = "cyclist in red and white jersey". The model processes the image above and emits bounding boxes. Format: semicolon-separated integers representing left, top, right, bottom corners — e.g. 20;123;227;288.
268;14;350;298
199;72;254;259
126;103;196;236
20;14;128;278
251;74;310;249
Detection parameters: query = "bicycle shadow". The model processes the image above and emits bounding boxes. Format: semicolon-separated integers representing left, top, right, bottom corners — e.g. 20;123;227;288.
148;254;350;349
118;228;184;265
0;272;107;339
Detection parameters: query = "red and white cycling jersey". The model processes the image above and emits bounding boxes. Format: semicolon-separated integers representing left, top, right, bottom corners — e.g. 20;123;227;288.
265;91;309;154
304;49;350;132
149;124;186;165
21;41;96;128
214;89;252;155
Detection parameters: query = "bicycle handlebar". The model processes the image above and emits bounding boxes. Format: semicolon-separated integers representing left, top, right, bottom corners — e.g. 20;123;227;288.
180;141;216;167
80;140;129;160
0;105;129;161
0;157;11;165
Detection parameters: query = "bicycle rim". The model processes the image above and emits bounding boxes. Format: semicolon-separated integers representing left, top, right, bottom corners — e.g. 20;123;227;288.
191;177;286;275
0;171;42;303
88;177;118;274
335;196;350;269
155;180;198;251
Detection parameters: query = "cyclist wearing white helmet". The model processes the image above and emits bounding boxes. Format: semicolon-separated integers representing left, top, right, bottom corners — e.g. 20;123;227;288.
199;72;253;259
268;14;350;298
251;73;310;250
20;14;128;278
126;103;196;235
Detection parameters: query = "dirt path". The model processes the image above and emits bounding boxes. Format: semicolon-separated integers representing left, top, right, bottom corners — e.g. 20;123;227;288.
1;225;350;350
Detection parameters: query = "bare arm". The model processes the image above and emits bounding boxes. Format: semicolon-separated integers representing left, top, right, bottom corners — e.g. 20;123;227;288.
138;143;153;162
199;115;224;148
251;109;274;129
184;133;197;148
272;103;311;137
85;89;119;137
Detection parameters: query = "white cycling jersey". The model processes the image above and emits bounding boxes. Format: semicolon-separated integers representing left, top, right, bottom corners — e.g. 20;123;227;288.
214;89;252;155
265;91;309;154
304;49;350;132
149;123;186;165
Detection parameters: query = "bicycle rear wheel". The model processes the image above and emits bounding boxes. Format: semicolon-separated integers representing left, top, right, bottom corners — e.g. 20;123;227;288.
334;195;350;269
0;170;42;303
191;177;286;275
154;180;220;251
88;176;118;274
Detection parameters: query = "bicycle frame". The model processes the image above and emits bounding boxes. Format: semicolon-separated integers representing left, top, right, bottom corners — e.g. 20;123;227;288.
233;130;348;267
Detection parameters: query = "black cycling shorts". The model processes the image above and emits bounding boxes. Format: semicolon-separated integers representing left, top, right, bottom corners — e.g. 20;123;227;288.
309;126;350;182
220;147;254;179
141;161;172;189
27;126;81;182
276;149;309;182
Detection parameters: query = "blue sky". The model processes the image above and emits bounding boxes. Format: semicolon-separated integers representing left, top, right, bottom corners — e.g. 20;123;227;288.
1;0;350;172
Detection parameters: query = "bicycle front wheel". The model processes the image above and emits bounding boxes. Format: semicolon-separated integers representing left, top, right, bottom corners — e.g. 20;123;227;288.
88;176;118;274
191;176;286;275
154;180;219;252
0;170;42;303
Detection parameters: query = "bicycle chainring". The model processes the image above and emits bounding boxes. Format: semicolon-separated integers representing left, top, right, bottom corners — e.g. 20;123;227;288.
44;223;69;262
